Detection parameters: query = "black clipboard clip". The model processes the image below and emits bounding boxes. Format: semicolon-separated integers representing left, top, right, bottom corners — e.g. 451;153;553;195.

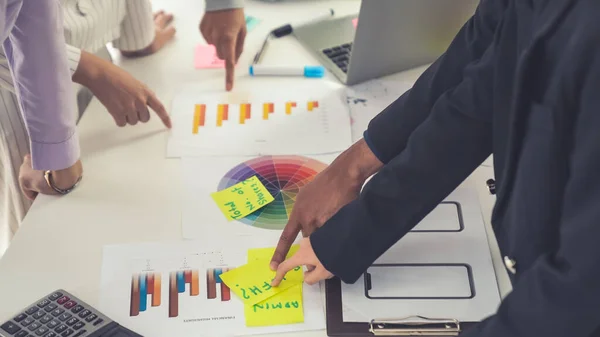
368;315;461;336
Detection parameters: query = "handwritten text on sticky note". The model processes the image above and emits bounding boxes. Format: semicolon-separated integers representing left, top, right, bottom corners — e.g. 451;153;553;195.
245;284;304;326
211;176;274;221
244;245;304;326
219;259;302;306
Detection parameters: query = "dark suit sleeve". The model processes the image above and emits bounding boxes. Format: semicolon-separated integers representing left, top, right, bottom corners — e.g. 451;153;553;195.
364;0;506;163
309;7;501;283
452;48;600;337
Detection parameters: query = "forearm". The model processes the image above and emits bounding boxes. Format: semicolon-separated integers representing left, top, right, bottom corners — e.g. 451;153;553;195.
5;0;79;170
72;50;104;88
205;0;244;11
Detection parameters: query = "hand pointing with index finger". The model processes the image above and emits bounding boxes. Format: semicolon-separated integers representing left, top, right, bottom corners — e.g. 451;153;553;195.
271;238;333;287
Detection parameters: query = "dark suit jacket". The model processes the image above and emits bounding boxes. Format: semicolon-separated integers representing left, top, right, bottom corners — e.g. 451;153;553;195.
310;0;600;336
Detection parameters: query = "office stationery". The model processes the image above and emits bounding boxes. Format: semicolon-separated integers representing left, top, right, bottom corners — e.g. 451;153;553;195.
99;241;325;336
293;0;478;84
211;175;274;221
323;188;502;336
167;83;352;157
249;64;325;78
193;44;224;69
219;259;303;306
0;289;140;337
245;245;304;327
344;77;414;140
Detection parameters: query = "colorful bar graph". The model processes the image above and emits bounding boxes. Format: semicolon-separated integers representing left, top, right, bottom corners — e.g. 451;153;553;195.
168;269;200;318
206;268;231;301
192;104;206;134
217;104;229;127
262;103;274;120
307;101;319;111
130;272;162;317
169;272;178;318
191;270;200;296
285;102;297;115
239;103;251;124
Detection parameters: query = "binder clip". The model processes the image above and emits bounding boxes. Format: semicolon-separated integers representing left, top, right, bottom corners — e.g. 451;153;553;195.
368;315;461;336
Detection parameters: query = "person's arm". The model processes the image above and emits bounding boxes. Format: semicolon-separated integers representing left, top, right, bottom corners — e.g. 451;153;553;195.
3;0;79;171
114;0;176;57
364;0;506;164
205;0;244;11
309;11;501;283
0;44;81;94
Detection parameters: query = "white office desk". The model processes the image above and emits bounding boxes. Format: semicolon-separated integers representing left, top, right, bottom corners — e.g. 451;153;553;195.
0;0;511;335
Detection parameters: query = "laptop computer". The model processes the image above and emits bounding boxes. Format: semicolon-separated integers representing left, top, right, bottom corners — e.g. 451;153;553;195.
293;0;479;85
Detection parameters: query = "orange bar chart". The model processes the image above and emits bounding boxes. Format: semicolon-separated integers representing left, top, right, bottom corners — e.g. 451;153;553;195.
239;103;251;124
262;103;274;120
307;101;319;111
217;104;229;127
192;104;206;134
285;102;297;115
169;269;200;318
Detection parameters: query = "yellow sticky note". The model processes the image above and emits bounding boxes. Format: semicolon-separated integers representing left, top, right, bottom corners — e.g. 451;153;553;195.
219;259;303;306
244;245;304;326
211;176;274;221
247;245;300;263
245;284;304;326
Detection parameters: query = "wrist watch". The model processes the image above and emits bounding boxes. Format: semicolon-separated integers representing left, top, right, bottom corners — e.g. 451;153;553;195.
43;170;82;195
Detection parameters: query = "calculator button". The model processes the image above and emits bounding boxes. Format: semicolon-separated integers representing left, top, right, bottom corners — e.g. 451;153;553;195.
1;321;21;334
37;299;51;308
83;314;96;323
63;301;76;310
44;304;58;313
51;309;64;317
56;297;69;305
16;330;29;337
65;318;78;326
40;316;53;325
72;330;86;337
22;317;35;327
32;311;46;320
58;313;71;322
61;329;74;337
49;292;63;301
35;326;49;336
70;306;83;314
28;322;41;331
47;332;58;337
14;314;27;322
47;320;60;329
54;324;67;333
26;307;40;315
72;322;84;331
93;319;103;326
76;310;90;319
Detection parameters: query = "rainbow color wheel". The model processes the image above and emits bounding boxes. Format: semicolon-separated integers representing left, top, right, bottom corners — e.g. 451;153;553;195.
217;155;327;230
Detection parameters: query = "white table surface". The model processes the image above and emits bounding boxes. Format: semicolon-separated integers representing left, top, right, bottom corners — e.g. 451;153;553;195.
0;0;511;335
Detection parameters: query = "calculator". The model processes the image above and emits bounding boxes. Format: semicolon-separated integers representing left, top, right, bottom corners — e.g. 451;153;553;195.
0;290;141;337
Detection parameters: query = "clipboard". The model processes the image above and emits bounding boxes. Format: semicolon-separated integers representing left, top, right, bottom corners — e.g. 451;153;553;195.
324;277;477;336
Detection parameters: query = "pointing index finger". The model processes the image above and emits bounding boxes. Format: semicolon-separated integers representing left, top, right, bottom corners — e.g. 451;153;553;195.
147;93;172;128
270;216;301;270
271;253;303;287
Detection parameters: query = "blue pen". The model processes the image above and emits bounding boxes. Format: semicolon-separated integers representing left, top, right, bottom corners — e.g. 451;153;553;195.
249;64;325;78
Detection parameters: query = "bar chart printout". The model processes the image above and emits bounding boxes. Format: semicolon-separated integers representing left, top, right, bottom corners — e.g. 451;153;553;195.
130;272;162;316
168;269;200;317
206;268;232;302
168;87;352;157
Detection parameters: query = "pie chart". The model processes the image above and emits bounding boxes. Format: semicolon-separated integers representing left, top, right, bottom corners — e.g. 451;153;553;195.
217;155;328;230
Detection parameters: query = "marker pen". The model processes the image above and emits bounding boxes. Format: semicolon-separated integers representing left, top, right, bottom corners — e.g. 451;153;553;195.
249;65;325;78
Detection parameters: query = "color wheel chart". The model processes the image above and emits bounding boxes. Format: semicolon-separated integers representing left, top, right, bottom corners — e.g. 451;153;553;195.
217;155;328;230
206;268;232;302
130;272;161;317
168;270;200;318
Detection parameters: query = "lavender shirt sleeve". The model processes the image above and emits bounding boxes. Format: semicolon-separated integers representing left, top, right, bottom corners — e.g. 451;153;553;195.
2;0;80;170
